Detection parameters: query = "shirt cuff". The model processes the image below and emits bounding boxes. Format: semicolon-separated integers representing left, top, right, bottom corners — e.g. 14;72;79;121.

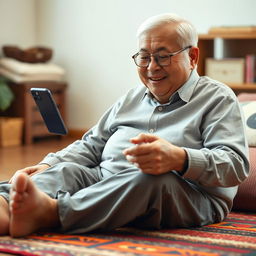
182;148;207;181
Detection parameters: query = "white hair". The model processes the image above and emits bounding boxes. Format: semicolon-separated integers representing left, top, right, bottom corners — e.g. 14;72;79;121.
137;13;198;47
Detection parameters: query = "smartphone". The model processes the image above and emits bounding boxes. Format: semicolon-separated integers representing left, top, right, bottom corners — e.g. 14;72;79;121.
30;88;68;135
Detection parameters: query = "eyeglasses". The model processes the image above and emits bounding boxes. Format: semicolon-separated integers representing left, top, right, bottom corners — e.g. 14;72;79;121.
132;46;192;68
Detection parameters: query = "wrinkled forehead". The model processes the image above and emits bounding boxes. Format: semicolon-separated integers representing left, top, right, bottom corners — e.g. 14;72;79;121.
138;24;180;52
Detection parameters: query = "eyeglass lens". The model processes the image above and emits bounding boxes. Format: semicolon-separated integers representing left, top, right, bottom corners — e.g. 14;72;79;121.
135;53;170;67
133;46;191;67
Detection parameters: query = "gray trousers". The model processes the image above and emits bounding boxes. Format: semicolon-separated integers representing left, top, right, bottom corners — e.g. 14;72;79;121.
0;162;217;234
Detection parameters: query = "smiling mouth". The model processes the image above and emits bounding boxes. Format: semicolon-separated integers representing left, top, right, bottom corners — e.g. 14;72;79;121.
149;76;166;82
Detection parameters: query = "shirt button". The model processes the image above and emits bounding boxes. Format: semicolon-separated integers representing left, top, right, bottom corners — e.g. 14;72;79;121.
158;106;163;112
149;129;154;133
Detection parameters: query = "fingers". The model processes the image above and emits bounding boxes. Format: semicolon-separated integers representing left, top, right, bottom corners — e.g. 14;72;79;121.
124;134;179;175
9;169;29;184
126;152;155;165
123;143;151;156
129;133;159;145
123;135;160;168
8;164;50;184
124;142;163;174
126;152;165;175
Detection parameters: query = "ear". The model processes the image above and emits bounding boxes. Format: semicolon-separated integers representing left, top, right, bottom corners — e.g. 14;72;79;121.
189;47;199;69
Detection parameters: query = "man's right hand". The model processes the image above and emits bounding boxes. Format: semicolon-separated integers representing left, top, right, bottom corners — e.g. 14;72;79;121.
8;164;50;184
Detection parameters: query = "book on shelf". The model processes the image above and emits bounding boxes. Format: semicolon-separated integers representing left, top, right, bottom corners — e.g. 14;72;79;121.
245;54;256;83
205;58;245;84
209;26;256;34
205;56;256;85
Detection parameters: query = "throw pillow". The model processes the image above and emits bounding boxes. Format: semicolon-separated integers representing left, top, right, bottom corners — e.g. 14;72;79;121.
241;101;256;147
233;147;256;211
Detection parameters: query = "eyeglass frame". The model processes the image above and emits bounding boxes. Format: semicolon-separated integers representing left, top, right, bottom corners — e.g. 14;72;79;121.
132;45;192;68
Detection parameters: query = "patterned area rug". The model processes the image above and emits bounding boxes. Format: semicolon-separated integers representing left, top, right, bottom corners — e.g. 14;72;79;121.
0;212;256;256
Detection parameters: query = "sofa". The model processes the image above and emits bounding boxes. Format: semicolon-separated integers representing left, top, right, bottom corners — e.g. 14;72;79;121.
233;93;256;212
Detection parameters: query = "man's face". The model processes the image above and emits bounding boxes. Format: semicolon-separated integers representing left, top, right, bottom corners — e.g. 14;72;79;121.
137;24;197;104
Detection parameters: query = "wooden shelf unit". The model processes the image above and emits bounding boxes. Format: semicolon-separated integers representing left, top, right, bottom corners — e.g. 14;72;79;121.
6;81;67;144
198;32;256;94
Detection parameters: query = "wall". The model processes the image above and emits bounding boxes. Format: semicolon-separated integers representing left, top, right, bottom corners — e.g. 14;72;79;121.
0;0;36;50
1;0;256;131
36;0;140;130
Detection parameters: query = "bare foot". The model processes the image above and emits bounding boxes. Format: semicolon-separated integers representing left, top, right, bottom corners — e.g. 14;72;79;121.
0;196;9;235
9;173;60;237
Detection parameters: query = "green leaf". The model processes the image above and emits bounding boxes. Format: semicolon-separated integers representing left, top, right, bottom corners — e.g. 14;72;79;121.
0;79;14;111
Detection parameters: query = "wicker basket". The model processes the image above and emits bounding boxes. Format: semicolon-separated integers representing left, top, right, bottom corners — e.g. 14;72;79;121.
0;117;23;147
3;46;52;63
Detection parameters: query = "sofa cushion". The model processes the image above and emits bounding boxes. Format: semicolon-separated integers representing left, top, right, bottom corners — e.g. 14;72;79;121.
233;147;256;211
241;101;256;146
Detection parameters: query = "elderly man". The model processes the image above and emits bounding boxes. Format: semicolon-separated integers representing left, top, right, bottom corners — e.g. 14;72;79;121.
0;13;249;237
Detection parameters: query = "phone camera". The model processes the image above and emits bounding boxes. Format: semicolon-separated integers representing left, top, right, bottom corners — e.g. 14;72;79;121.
33;93;41;100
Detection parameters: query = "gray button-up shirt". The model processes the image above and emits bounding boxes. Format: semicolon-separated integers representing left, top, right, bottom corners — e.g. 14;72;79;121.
42;70;249;215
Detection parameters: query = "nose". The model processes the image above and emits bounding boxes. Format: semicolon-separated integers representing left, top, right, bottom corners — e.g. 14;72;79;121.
147;56;161;70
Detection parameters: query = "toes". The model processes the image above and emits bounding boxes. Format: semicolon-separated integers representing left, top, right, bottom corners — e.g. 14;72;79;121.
13;173;28;193
10;192;29;212
11;190;23;201
10;175;29;213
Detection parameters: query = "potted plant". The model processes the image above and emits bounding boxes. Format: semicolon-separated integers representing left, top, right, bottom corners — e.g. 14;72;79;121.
0;76;23;147
0;76;14;112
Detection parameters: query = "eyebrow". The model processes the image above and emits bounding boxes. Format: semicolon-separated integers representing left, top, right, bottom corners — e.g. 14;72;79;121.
139;47;169;53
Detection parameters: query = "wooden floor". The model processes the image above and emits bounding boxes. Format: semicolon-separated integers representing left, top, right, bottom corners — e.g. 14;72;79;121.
0;137;75;181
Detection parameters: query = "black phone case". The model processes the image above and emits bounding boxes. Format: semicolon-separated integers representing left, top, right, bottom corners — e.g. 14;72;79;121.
30;88;68;135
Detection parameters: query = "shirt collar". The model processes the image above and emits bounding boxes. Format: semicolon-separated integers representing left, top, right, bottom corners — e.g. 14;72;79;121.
141;69;200;103
177;69;200;103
